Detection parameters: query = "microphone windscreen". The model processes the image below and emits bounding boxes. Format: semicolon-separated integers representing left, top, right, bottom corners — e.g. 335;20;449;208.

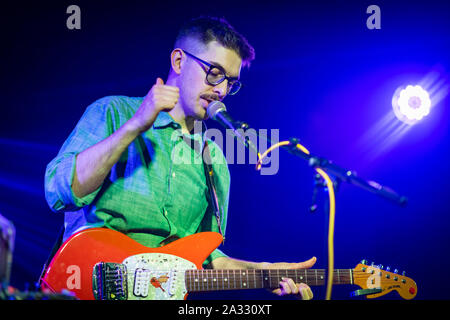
206;101;226;120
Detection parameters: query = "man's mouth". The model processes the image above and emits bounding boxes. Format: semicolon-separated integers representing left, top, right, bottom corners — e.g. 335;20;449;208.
200;95;219;105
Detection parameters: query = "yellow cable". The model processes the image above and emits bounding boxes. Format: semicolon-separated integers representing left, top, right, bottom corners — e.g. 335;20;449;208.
315;167;336;300
255;141;290;170
256;140;336;300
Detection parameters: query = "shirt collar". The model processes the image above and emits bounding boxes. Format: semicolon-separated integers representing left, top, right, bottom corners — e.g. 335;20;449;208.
153;111;179;129
152;111;207;150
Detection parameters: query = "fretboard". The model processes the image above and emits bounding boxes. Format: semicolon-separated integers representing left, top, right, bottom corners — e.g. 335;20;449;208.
185;269;353;292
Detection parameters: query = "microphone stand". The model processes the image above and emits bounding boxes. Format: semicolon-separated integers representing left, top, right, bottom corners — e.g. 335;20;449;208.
282;137;408;207
221;119;408;300
233;122;407;207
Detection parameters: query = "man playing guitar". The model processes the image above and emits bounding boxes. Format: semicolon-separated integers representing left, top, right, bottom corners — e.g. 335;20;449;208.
44;16;316;300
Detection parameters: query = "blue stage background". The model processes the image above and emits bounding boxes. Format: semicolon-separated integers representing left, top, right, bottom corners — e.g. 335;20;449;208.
1;0;449;300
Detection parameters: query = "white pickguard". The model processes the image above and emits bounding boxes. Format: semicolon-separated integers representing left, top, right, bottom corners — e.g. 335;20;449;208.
122;253;196;300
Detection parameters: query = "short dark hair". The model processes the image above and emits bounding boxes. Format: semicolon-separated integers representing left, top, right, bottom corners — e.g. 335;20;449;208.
175;16;255;68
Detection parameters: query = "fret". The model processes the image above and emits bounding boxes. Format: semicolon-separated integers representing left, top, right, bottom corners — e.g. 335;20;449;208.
204;270;207;291
221;270;225;289
202;270;206;292
189;270;192;292
298;269;304;282
314;269;318;285
215;270;219;290
260;269;263;288
337;269;340;284
196;270;199;292
206;270;209;291
239;269;242;289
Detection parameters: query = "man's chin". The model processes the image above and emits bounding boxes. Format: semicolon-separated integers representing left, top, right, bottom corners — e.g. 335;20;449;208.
196;102;209;120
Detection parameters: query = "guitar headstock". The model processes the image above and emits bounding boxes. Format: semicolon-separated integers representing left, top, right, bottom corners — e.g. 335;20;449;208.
352;261;417;299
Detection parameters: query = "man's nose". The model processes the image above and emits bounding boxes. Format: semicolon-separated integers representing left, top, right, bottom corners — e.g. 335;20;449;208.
212;80;228;99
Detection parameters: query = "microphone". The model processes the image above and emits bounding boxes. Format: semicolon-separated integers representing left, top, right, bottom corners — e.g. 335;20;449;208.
206;101;252;149
206;101;261;157
207;101;239;130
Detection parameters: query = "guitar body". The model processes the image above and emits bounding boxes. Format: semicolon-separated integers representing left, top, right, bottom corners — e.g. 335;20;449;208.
41;228;223;300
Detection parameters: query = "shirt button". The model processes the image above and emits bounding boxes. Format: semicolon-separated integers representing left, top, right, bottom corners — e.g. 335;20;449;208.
172;172;176;178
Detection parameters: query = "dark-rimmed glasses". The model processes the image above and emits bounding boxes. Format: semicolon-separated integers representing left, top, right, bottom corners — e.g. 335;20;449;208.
183;50;242;95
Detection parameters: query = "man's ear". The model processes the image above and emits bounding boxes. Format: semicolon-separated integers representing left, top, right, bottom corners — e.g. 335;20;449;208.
170;48;184;75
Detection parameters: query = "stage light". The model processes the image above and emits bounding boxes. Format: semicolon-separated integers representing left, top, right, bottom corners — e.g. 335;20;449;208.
392;85;431;125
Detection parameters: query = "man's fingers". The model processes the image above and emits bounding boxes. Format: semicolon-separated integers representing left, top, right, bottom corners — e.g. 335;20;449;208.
274;280;291;296
272;288;282;296
151;78;179;94
282;277;299;294
297;283;313;300
273;278;313;299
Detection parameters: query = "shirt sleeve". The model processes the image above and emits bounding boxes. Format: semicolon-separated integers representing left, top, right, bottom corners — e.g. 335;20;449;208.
44;97;119;213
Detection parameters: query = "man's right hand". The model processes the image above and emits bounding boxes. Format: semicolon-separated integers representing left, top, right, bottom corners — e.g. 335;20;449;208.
129;77;179;133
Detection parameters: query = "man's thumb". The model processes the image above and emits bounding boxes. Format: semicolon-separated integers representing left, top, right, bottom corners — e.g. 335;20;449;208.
300;257;317;269
156;77;164;85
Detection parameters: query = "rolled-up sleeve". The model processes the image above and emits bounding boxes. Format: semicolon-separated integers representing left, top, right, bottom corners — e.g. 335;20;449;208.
44;97;117;213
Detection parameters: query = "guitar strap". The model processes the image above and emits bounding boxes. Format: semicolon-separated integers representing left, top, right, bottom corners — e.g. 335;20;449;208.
202;140;225;243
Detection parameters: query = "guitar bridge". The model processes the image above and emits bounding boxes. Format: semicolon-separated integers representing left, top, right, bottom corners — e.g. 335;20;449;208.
92;262;128;300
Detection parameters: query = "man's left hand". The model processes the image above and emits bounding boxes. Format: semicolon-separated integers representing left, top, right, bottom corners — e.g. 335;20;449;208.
263;257;316;300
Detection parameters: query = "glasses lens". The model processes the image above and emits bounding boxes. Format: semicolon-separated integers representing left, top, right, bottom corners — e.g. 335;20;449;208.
206;67;224;85
206;66;241;95
228;81;241;95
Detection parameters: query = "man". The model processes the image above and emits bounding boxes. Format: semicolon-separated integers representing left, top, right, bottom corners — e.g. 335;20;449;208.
45;16;316;299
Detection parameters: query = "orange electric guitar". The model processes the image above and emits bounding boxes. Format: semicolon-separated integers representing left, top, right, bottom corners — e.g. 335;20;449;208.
40;228;417;300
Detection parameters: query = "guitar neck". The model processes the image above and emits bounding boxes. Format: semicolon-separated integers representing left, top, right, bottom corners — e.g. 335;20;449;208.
185;269;353;292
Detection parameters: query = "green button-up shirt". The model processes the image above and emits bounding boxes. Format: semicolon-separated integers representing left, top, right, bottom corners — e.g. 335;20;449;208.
44;96;230;266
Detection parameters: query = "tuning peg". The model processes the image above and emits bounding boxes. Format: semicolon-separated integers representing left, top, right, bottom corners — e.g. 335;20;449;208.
394;269;399;274
402;271;406;276
360;259;368;265
378;264;384;270
386;266;391;272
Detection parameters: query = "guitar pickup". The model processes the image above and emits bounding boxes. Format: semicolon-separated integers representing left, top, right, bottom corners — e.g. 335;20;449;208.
350;288;382;297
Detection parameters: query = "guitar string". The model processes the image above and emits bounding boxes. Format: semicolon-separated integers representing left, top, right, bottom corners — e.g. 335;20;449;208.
99;272;399;281
101;272;397;281
100;269;390;276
